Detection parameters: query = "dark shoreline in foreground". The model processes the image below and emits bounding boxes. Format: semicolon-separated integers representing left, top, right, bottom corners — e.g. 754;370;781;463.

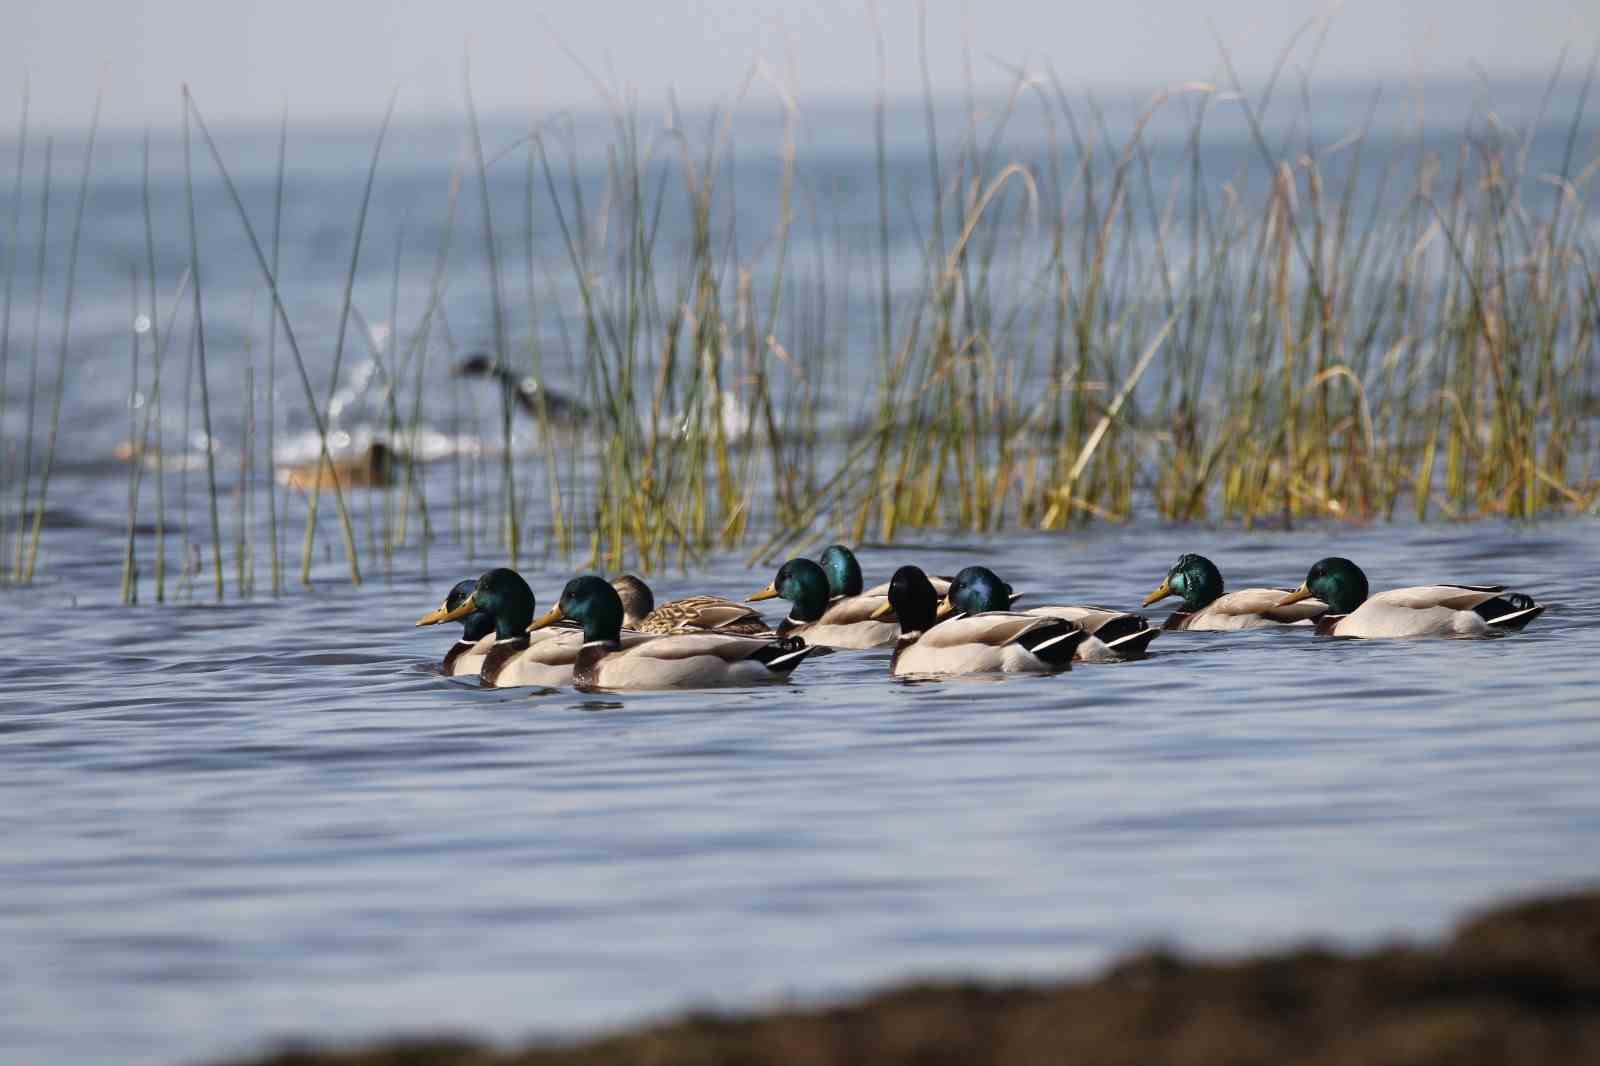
222;886;1600;1066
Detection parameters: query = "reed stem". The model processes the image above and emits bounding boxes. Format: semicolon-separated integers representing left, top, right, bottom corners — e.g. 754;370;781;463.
25;93;100;584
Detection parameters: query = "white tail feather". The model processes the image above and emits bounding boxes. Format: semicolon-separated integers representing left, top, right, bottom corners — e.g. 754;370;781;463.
1030;631;1077;653
1486;606;1541;627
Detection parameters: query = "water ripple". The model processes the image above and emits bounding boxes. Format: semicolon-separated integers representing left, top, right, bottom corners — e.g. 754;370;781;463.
1;518;1597;1066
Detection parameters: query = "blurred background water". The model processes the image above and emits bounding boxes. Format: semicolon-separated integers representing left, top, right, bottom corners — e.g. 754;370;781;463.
0;78;1595;477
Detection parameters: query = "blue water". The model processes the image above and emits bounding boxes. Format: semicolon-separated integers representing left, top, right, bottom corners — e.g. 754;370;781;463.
2;519;1597;1064
1;83;1599;1064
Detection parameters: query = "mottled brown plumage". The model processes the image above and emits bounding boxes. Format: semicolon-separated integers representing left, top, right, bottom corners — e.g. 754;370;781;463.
611;575;774;636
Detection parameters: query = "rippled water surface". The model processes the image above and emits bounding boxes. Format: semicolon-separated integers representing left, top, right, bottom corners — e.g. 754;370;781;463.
3;519;1597;1065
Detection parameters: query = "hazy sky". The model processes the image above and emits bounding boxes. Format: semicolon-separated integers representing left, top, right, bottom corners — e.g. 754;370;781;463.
5;0;1595;127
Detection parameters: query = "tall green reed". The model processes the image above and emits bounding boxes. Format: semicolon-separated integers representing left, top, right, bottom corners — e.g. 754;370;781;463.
185;90;364;587
24;93;99;583
181;94;224;601
0;81;26;577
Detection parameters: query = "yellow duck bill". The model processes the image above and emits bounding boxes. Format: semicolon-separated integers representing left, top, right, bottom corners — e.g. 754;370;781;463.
746;583;780;603
416;595;476;627
527;605;566;632
1276;584;1315;607
1141;580;1173;607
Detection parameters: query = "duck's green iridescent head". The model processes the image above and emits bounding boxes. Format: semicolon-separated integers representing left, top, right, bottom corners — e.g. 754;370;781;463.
875;565;939;634
530;574;625;643
748;557;832;622
946;565;1013;616
1283;557;1368;615
416;573;522;641
818;545;864;598
1144;553;1224;611
468;568;536;638
447;578;497;642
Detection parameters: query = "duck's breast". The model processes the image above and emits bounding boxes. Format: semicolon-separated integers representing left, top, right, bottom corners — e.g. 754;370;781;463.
893;639;1009;676
446;634;495;676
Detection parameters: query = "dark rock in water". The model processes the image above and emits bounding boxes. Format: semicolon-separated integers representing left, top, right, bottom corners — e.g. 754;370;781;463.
217;887;1600;1066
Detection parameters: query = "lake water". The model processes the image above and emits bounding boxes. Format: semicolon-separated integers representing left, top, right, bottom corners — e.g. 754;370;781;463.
3;518;1597;1065
2;84;1599;1064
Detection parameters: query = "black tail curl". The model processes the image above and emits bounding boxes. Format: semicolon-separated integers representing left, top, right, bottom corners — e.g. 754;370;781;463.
753;636;817;673
1474;592;1545;632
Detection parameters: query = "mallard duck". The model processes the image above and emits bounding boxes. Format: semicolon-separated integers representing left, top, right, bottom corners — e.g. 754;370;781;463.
1278;557;1545;638
1142;553;1327;630
418;568;644;688
817;544;867;597
454;353;592;426
942;565;1157;661
870;565;1085;676
609;574;774;636
747;557;898;649
414;578;495;676
529;575;818;689
822;543;957;600
283;441;394;495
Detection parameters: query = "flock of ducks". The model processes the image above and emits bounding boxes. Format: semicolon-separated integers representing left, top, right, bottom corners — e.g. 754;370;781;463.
413;545;1546;691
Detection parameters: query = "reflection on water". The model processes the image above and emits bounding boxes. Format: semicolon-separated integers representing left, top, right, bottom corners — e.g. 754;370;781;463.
1;518;1596;1065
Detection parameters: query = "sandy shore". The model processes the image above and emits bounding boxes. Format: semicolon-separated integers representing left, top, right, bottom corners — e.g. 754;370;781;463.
221;886;1600;1066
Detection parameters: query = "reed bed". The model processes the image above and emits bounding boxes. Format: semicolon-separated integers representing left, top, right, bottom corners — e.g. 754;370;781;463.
1;36;1597;599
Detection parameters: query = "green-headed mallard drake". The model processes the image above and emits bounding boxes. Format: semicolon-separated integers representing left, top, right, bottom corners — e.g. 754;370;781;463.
415;578;496;676
1278;557;1545;638
817;544;867;598
418;568;648;688
1143;553;1327;631
529;575;817;689
747;557;897;649
871;565;1085;676
822;543;956;601
610;574;774;636
942;565;1157;661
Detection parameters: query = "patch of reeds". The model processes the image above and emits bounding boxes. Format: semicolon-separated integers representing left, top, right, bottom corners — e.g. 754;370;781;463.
2;28;1598;599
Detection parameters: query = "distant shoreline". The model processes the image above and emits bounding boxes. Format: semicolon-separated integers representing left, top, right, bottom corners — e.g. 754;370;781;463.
221;884;1600;1066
